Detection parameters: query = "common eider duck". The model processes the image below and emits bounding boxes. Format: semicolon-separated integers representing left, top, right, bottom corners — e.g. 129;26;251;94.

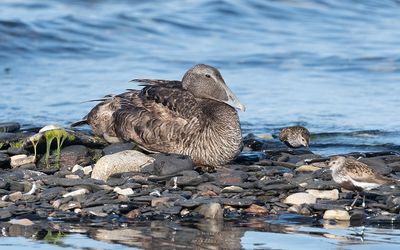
74;64;245;167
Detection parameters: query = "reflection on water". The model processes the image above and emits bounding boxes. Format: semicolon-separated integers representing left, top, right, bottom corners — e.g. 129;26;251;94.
2;215;400;250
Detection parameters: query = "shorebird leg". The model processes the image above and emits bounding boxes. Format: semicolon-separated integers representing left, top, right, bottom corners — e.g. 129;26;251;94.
362;194;366;208
350;192;360;209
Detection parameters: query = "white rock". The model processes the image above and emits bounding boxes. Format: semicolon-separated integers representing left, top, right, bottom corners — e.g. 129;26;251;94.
83;166;93;175
295;165;321;172
65;174;80;179
323;209;351;221
221;186;244;193
91;150;155;181
63;188;89;198
283;192;317;205
10;154;35;168
287;204;301;213
72;165;84;173
306;189;339;200
114;187;134;196
194;203;223;220
39;124;63;133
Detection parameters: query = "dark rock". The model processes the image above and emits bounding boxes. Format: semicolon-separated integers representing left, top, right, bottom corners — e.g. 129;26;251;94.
159;205;182;215
7;147;29;156
242;133;267;151
103;143;135;155
171;175;207;187
18;163;36;170
221;198;254;207
388;161;400;172
0;153;10;168
0;209;12;220
60;145;91;169
209;168;248;187
40;187;66;201
0;122;20;133
175;197;218;208
0;132;20;142
152;153;194;176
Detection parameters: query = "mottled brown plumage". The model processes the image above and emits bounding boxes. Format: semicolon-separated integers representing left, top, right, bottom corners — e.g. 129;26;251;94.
279;126;310;148
328;156;395;208
76;64;246;167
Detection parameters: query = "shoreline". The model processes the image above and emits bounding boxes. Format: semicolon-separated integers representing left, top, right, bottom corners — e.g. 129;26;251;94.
0;122;400;228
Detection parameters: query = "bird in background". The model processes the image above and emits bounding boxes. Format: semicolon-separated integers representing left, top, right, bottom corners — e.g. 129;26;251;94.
279;125;310;149
328;156;396;209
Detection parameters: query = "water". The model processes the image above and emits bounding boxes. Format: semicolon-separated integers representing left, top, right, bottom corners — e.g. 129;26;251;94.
1;0;400;249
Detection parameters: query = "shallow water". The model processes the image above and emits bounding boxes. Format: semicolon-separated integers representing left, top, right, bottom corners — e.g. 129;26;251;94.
1;0;400;249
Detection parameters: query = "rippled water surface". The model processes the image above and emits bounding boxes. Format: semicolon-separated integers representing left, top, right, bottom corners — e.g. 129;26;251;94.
1;0;400;249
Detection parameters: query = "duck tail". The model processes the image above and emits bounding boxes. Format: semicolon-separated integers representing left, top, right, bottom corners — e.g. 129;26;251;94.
71;119;88;127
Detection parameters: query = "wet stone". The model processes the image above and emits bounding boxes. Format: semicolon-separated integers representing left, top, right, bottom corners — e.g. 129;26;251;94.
211;169;248;186
0;122;20;133
102;142;135;155
0;209;12;220
194;203;223;220
284;192;316;205
0;153;10;168
151;153;194;176
172;175;207;187
10;154;35;168
7;147;28;156
60;145;91;169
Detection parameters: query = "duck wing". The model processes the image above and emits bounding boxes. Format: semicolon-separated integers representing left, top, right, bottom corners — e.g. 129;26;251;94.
131;79;182;88
113;86;202;153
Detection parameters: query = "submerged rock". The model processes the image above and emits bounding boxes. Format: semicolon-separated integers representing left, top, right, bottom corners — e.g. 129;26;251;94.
91;150;155;181
323;209;351;221
194;203;223;220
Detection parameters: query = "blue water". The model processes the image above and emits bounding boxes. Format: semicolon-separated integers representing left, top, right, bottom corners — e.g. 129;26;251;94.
1;0;400;249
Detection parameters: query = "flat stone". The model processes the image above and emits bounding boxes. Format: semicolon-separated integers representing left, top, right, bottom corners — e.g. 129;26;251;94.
295;165;321;172
0;123;20;133
8;218;34;226
243;204;268;214
221;186;244;193
60;145;91;169
284;192;317;205
40;187;66;201
211;169;248;186
63;188;89;198
221;198;254;207
172;175;207;187
0;209;12;220
306;189;339;200
151;197;175;207
323;209;351;221
152;153;194;176
8;191;23;202
92;150;155;181
60;201;81;211
113;187;134;196
194;203;223;220
10;154;35;168
103;142;135;155
0;153;10;168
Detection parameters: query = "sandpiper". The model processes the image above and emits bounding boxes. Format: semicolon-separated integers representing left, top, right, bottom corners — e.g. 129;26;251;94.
328;156;395;209
279;126;310;148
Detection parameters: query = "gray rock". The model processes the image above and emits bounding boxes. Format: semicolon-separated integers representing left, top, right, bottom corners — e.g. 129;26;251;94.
60;145;91;169
0;122;20;133
0;132;20;142
103;142;135;155
152;153;194;176
210;169;248;187
0;153;10;168
40;187;66;201
171;175;207;187
0;209;12;220
10;154;35;168
194;203;223;220
91;150;155;181
7;147;29;156
220;198;254;207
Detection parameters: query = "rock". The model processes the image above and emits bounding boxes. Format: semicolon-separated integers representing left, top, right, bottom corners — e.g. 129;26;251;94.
194;203;223;220
7;147;28;156
0;209;12;220
211;168;248;186
8;191;23;202
306;189;339;200
0;153;10;168
60;145;91;169
243;204;268;214
0;122;20;133
91;150;155;181
71;165;83;173
10;154;35;168
323;209;351;221
9;218;34;226
295;165;321;172
284;192;317;205
171;175;207;187
221;186;244;193
113;187;134;196
287;204;301;213
151;197;175;207
62;188;89;198
40;187;65;200
83;166;93;175
152;153;194;176
221;198;254;207
388;161;400;172
103;143;135;155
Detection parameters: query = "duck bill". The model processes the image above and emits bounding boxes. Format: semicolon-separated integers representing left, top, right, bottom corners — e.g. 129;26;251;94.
223;85;246;112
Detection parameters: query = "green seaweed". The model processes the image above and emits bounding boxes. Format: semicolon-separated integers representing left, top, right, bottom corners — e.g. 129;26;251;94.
10;140;24;149
44;129;75;168
43;230;65;245
0;142;4;149
29;135;41;162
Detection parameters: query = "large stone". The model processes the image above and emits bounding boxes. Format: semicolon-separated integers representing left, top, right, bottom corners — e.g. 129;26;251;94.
0;122;20;133
10;154;35;168
0;153;10;168
323;209;351;221
152;153;194;176
60;145;91;169
91;150;155;181
306;189;339;200
194;203;223;220
283;192;317;205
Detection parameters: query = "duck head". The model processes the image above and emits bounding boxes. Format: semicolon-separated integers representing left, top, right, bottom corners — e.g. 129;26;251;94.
182;64;246;111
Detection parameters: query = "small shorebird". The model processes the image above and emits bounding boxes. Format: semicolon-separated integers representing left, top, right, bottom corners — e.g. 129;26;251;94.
328;156;395;209
279;126;310;148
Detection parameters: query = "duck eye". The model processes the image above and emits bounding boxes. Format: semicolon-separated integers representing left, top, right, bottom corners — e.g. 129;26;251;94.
205;74;211;78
